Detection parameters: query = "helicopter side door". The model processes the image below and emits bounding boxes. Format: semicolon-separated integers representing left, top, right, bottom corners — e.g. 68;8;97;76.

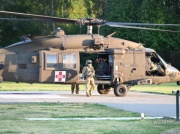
120;50;134;81
119;49;145;82
133;50;146;79
39;50;79;83
1;53;17;81
1;52;39;83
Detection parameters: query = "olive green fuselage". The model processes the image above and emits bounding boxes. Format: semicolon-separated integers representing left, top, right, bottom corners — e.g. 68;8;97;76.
0;34;179;89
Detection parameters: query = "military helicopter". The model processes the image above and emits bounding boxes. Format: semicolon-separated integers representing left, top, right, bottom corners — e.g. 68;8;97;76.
0;10;180;97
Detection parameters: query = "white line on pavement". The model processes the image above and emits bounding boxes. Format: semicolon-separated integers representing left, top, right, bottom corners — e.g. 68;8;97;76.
25;117;164;121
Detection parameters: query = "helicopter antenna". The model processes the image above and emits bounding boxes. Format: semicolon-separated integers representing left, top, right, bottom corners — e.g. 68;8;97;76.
79;24;82;34
51;0;56;33
97;25;101;34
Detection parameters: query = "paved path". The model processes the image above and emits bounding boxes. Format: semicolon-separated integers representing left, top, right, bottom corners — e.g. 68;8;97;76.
0;91;178;118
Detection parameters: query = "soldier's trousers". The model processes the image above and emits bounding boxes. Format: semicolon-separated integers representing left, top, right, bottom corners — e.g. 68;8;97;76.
86;77;95;96
71;83;79;94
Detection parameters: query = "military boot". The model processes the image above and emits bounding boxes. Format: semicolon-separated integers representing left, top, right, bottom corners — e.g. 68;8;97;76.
76;86;79;94
86;91;90;97
89;91;93;97
71;88;74;94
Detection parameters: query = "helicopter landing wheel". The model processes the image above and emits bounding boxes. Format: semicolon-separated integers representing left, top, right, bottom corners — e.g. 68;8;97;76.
177;81;180;86
114;84;128;97
97;84;111;95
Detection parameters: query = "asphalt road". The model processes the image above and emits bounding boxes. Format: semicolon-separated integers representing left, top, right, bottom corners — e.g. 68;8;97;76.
0;91;178;118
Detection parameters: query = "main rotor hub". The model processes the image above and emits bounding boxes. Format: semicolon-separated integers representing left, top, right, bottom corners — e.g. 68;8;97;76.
77;18;105;26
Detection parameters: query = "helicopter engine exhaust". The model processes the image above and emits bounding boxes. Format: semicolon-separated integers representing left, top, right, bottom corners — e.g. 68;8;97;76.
87;25;93;35
61;34;110;50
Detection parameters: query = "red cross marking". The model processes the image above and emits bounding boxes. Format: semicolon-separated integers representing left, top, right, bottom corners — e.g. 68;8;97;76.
55;71;66;82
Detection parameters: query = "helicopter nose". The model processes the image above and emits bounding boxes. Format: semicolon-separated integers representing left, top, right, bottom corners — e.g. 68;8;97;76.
174;70;180;83
166;66;180;83
176;72;180;81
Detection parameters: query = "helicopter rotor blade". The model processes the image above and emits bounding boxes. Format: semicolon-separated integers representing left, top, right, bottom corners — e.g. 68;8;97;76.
105;22;180;27
0;18;54;22
0;10;180;32
0;10;78;24
105;23;180;33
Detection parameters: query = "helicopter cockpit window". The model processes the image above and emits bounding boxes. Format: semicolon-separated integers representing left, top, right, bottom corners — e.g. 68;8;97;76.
63;54;76;69
46;54;58;69
145;52;166;76
157;54;167;67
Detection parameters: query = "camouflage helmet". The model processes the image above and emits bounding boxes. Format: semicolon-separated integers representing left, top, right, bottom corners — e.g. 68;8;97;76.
86;60;92;65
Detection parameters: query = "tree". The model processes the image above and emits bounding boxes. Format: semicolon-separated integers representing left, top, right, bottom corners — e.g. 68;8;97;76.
102;0;180;53
0;0;179;52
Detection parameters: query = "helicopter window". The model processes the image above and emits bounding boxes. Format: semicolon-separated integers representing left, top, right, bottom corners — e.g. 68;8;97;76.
46;54;58;69
63;54;76;69
157;54;167;67
145;52;166;76
109;55;113;63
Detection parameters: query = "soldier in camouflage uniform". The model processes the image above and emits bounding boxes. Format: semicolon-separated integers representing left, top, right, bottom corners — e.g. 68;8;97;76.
82;60;95;97
71;83;79;94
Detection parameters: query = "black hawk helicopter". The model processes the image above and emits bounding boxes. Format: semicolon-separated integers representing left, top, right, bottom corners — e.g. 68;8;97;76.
0;10;180;97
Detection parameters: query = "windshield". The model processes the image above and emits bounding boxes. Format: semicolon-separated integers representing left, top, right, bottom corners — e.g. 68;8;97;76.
157;54;167;67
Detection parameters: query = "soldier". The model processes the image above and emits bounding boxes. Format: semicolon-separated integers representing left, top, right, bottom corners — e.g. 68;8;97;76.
56;27;65;37
148;57;164;75
0;62;4;70
82;60;95;97
96;58;109;75
71;83;79;94
71;64;83;94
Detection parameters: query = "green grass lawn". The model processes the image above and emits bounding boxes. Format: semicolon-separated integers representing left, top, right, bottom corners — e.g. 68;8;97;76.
0;103;179;134
0;81;179;95
131;82;180;95
0;82;179;133
0;82;73;91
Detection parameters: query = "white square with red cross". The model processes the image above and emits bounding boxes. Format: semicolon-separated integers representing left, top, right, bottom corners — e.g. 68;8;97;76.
54;71;66;82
